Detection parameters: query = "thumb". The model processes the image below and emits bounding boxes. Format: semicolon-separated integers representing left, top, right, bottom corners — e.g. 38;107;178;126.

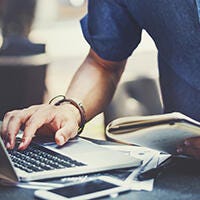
55;123;78;145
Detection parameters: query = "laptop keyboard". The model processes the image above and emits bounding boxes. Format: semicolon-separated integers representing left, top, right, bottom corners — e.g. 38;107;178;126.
8;142;86;173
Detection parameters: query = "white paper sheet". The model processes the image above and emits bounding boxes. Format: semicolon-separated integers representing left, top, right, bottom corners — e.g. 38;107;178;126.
101;145;160;191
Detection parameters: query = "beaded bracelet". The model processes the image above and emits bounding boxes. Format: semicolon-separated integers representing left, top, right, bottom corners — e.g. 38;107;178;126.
49;95;86;135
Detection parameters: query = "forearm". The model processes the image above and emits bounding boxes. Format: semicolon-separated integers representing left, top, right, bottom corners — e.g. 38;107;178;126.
1;49;126;149
65;49;126;122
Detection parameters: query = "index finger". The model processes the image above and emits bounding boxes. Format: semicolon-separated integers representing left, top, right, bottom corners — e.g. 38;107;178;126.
2;105;40;149
1;110;18;143
18;106;55;150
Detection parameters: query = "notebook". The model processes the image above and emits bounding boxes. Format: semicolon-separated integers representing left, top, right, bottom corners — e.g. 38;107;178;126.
106;112;200;154
0;135;141;184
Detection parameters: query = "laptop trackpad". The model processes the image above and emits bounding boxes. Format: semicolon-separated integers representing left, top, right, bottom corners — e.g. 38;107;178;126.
44;137;132;166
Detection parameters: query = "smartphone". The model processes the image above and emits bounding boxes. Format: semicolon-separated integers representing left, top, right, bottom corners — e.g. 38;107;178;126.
34;176;130;200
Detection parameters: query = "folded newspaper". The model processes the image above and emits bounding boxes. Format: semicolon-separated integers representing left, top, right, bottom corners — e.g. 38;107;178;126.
106;112;200;154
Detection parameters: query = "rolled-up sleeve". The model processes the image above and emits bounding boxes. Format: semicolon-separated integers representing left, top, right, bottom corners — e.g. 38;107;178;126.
80;0;142;61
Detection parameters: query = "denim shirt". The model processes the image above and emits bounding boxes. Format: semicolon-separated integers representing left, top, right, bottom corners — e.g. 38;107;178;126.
196;0;200;21
81;0;200;121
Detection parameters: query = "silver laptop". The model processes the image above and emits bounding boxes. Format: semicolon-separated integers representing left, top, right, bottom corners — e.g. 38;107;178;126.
0;135;141;183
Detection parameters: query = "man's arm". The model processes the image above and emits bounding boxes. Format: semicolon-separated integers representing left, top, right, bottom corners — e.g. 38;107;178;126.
1;49;126;149
66;49;126;121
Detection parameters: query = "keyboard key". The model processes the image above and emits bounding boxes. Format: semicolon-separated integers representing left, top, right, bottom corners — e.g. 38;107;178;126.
8;142;86;173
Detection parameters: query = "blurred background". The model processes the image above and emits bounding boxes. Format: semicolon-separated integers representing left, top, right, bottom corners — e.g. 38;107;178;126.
0;0;160;140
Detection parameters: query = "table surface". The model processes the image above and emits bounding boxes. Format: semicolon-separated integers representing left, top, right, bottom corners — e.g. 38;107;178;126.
0;169;200;200
1;138;200;200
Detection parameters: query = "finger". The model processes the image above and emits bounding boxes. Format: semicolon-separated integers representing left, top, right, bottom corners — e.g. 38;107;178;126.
6;115;23;149
55;121;78;145
184;137;200;148
1;110;18;141
177;145;200;160
2;110;30;149
18;107;55;150
3;106;40;149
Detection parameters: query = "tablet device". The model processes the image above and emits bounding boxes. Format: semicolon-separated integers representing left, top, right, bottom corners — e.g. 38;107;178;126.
34;176;130;200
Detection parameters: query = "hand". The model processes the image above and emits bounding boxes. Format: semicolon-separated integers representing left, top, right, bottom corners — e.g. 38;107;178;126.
177;137;200;159
1;103;80;150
